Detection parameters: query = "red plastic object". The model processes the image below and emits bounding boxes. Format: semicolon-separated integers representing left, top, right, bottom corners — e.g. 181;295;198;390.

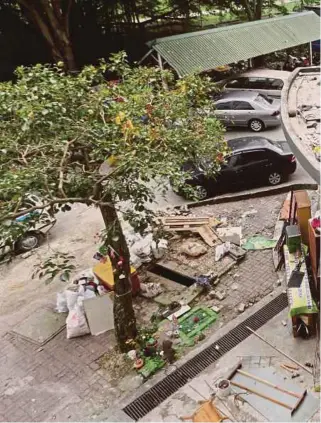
130;271;140;297
311;217;320;229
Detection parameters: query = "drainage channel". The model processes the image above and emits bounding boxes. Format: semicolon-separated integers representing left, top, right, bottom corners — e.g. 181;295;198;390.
123;292;288;421
148;263;196;287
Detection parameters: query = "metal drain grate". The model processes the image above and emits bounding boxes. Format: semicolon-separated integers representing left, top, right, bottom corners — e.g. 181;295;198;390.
123;293;288;421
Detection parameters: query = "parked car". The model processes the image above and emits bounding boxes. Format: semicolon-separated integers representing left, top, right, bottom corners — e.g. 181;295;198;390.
213;91;281;132
220;69;290;98
0;194;56;260
175;136;297;200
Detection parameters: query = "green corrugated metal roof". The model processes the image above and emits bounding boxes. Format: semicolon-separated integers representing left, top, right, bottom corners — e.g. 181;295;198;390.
148;12;320;76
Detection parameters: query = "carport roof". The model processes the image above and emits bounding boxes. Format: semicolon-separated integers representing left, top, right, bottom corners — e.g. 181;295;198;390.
147;12;320;76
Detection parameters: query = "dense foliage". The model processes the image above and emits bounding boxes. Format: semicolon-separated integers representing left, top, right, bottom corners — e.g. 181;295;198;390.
0;0;304;76
0;53;226;349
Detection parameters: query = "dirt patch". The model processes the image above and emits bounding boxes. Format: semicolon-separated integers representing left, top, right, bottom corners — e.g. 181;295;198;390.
98;348;134;382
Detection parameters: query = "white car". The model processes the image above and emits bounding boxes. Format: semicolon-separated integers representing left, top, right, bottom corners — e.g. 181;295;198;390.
220;69;290;98
0;194;56;260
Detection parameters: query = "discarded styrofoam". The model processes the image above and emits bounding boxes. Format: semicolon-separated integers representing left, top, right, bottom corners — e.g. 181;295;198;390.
215;242;231;261
167;305;190;321
83;294;114;336
217;227;242;246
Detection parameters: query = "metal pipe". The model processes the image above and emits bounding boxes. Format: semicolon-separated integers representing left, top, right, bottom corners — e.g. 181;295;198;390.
309;42;313;66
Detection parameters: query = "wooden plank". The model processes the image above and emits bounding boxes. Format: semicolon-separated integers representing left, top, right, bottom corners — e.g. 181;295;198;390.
197;225;217;247
163;226;200;232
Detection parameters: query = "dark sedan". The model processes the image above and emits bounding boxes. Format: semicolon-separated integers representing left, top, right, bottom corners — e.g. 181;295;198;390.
176;136;297;200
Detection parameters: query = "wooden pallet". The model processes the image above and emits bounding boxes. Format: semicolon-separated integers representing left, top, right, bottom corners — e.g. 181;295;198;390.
161;216;218;231
160;216;219;246
198;225;218;247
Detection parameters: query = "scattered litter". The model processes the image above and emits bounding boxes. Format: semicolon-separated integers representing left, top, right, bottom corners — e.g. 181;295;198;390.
195;275;212;290
180;241;207;257
291;372;300;379
151;239;168;259
131;233;153;263
217;227;242;245
229;244;247;261
275;279;282;287
231;283;239;291
167;305;190;321
127;350;137;361
238;303;245;313
213;290;226;301
242;209;258;218
215;242;231;261
281;320;287;326
140;282;163;298
21;251;33;259
305;362;314;368
242;235;277;250
211;305;221;313
215;344;220;350
208;290;217;299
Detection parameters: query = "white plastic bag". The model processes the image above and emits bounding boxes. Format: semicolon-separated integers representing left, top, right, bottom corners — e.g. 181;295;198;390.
65;289;79;311
66;303;90;339
56;291;68;313
152;239;168;259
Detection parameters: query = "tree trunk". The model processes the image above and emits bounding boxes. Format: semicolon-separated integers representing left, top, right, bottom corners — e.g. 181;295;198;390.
241;0;255;20
255;0;263;20
17;0;77;71
99;204;137;352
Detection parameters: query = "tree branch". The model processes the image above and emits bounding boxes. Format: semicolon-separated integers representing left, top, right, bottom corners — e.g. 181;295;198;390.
17;0;60;59
58;140;71;197
2;197;113;221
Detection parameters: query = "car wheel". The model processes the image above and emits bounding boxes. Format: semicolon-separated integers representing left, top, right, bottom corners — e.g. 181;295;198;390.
268;171;282;186
194;185;209;200
249;119;264;132
15;231;42;253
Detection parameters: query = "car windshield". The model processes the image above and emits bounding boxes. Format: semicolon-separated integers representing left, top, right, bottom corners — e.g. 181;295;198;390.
255;94;272;106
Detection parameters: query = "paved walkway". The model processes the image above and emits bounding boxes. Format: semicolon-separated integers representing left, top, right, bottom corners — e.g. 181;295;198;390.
0;192;301;422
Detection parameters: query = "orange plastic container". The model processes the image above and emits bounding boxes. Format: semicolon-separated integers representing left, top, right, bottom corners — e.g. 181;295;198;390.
93;257;140;296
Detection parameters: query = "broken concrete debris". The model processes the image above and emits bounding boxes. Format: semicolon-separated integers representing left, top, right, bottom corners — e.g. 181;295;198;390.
140;282;163;298
180;241;207;257
213;290;226;301
238;303;245;313
211;305;221;313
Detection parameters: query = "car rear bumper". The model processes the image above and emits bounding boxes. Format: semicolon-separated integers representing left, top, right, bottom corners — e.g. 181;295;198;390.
264;115;281;128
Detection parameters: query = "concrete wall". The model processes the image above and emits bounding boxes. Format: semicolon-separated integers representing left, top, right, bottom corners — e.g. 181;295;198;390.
281;66;320;184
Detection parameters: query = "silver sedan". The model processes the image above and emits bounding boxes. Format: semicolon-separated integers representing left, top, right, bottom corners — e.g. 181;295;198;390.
213;91;281;132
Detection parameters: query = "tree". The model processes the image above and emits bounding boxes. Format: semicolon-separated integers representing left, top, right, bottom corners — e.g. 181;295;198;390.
215;0;287;21
0;53;226;351
13;0;76;70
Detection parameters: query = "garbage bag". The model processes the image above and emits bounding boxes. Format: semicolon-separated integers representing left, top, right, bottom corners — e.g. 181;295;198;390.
56;291;68;313
66;303;90;339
